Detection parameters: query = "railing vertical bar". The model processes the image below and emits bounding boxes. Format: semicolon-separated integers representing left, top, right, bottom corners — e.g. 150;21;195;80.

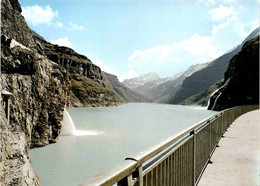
127;174;133;186
174;151;177;186
162;160;165;186
177;148;180;186
165;158;167;186
179;148;181;186
138;167;143;186
147;172;151;186
159;164;162;185
190;137;193;186
184;141;189;185
170;156;172;186
179;146;182;186
167;157;170;186
170;154;173;185
155;166;158;186
184;142;186;186
184;144;186;185
192;131;196;185
153;168;156;186
175;149;179;186
143;175;146;186
181;145;183;186
151;169;153;186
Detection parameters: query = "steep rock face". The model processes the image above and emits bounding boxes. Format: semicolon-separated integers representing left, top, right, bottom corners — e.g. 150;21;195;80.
0;95;40;185
1;42;70;147
208;35;259;110
32;34;124;107
1;0;70;184
168;27;259;104
103;72;150;102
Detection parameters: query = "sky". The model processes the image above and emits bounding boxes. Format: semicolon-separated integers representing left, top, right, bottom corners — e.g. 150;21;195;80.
20;0;259;81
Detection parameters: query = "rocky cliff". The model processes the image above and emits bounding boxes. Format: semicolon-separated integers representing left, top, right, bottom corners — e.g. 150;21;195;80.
1;0;71;184
0;80;41;186
1;37;70;147
208;35;259;110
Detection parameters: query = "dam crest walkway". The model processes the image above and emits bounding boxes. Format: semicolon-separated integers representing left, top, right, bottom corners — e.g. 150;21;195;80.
199;109;260;186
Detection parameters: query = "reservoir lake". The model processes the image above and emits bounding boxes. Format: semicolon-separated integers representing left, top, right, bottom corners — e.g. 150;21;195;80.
29;103;218;186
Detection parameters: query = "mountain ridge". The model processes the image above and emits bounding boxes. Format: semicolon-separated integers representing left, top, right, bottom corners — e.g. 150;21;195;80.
122;62;209;102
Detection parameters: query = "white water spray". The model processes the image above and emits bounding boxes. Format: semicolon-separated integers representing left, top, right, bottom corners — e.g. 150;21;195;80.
61;108;101;136
207;88;221;108
209;78;231;110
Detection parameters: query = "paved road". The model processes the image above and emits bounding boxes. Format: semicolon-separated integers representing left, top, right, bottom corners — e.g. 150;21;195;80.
199;109;260;186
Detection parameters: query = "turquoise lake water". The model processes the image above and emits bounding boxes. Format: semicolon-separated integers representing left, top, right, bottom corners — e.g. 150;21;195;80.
29;103;217;186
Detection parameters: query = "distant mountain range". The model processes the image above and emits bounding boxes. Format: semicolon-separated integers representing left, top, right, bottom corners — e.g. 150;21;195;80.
122;62;209;102
122;73;160;89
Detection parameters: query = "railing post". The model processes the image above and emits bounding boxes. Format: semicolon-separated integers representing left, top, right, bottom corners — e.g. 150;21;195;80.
127;175;133;186
132;166;143;186
220;113;224;135
209;120;212;156
137;166;143;186
190;130;196;185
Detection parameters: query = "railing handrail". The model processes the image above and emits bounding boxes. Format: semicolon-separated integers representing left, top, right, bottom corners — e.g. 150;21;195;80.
81;160;137;186
80;105;259;186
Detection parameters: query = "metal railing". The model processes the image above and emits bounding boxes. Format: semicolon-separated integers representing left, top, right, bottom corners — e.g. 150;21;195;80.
80;105;259;186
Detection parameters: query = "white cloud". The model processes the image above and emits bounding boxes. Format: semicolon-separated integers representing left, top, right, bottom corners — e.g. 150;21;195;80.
69;22;84;30
207;6;235;21
22;5;58;26
128;33;221;76
51;38;71;47
212;16;236;35
56;22;63;27
93;59;115;74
